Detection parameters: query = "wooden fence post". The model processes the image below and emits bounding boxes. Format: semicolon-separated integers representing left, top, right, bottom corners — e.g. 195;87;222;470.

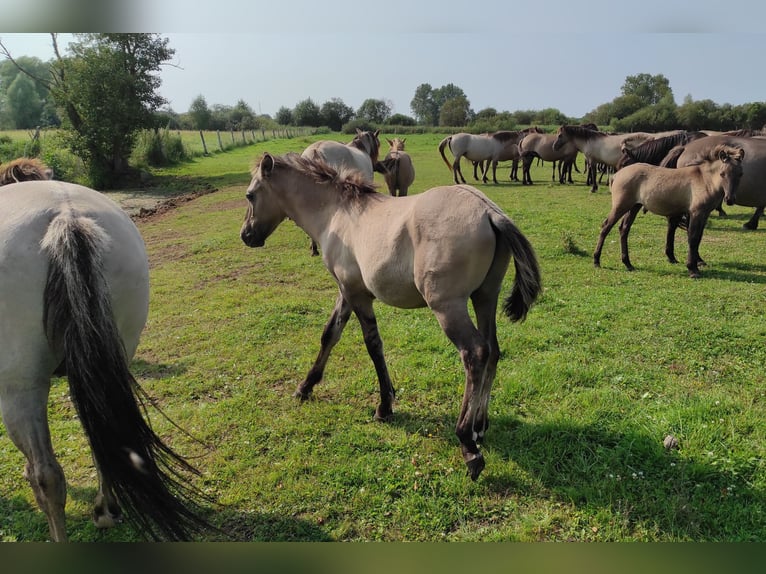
199;130;209;155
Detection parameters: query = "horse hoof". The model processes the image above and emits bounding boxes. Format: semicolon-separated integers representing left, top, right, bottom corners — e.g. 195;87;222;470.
373;405;394;422
293;388;312;402
465;453;485;481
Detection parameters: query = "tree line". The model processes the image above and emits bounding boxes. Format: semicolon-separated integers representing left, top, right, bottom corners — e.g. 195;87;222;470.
1;33;765;189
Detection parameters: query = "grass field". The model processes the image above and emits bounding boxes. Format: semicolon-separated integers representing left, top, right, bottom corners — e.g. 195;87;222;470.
1;132;765;542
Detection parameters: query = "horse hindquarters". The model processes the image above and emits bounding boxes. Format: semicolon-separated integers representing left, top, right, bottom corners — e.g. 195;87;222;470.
42;212;212;541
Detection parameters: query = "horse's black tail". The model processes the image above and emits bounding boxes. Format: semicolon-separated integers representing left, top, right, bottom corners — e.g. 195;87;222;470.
41;213;215;541
490;215;542;322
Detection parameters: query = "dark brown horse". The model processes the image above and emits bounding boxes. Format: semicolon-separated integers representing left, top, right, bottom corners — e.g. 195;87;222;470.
594;144;744;278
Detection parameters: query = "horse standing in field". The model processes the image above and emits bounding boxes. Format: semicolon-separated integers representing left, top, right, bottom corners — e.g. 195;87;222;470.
662;134;766;230
375;137;415;197
552;125;655;192
593;144;744;278
0;160;214;541
240;152;541;481
438;130;530;184
615;131;707;171
302;129;381;254
517;131;579;185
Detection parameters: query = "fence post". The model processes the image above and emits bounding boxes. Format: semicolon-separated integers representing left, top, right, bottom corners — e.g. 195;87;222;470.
199;130;209;155
217;131;223;150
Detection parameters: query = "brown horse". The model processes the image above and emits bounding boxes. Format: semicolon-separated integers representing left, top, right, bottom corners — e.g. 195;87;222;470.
517;132;579;185
594;144;744;278
0;157;54;184
552;125;655;192
375;137;415;197
664;134;766;229
240;152;541;480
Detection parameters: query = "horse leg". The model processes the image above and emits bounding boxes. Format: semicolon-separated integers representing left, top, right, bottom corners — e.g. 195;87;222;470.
743;206;764;230
594;209;626;268
491;160;499;184
618;205;642;271
509;159;519;181
430;301;490;480
294;291;353;400
347;296;396;421
664;215;684;264
551;160;557;182
521;155;534;185
0;381;68;541
453;157;466;184
686;213;710;278
92;472;123;529
589;162;599;193
472;161;481;181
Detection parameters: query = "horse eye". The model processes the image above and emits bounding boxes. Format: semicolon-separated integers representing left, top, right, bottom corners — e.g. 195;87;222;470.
246;190;254;201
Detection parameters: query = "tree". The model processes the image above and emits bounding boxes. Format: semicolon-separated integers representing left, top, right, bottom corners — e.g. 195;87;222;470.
275;106;293;126
356;98;391;124
320;97;354;131
292;98;322;126
410;83;438;125
385;113;416;126
439;96;471;126
621;73;673;107
36;33;174;188
189;94;211;130
5;73;43;128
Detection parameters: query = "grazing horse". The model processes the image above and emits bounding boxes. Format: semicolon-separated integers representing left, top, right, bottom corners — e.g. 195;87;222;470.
0;173;213;541
0;157;54;183
593;144;744;278
552;125;655;192
438;131;529;184
517;132;579;185
302;129;381;254
665;134;766;229
240;152;541;480
375;137;416;197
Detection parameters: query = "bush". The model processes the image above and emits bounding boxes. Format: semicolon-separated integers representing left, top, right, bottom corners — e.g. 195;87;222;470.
131;128;189;167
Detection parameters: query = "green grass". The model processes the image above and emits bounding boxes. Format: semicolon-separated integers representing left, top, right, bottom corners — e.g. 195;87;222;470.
1;132;765;542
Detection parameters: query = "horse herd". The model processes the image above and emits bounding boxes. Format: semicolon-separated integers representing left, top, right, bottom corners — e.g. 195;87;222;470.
0;123;761;541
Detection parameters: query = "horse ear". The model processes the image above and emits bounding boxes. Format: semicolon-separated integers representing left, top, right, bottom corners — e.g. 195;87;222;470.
356;128;363;136
373;129;380;137
387;138;394;146
260;153;275;177
401;138;406;144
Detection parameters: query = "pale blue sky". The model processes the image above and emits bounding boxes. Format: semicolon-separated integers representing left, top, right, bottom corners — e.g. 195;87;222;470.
3;1;766;119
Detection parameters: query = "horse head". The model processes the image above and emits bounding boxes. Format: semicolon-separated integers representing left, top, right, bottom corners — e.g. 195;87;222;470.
240;153;288;248
551;125;569;151
354;128;381;164
714;145;745;206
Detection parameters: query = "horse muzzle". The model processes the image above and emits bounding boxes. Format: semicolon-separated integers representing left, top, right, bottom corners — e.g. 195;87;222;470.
240;229;265;248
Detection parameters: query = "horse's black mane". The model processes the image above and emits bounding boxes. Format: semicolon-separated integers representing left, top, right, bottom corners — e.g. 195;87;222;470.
348;130;380;162
561;124;605;139
624;132;691;165
272;152;379;201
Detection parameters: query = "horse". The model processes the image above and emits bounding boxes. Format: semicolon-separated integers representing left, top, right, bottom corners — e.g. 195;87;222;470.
517;132;579;185
0;157;54;183
615;131;708;171
438;130;530;184
302;128;381;254
375;137;415;197
0;174;213;541
240;152;541;481
663;134;766;229
593;144;744;278
552;125;655;192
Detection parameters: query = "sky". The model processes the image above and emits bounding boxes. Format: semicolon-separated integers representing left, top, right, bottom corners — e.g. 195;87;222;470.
2;1;766;120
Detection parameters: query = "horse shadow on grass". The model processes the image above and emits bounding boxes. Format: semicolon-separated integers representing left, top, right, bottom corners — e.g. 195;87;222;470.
0;484;331;542
481;415;765;539
390;408;764;540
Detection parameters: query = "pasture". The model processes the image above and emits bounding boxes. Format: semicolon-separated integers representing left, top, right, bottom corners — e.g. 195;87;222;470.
1;132;765;541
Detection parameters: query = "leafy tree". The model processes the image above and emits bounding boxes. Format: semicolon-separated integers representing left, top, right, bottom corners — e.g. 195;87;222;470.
292;98;322;127
621;73;673;107
189;94;212;130
34;33;174;188
4;73;43;128
676;96;720;131
410;83;438;125
439;96;471;126
230;99;256;129
320;97;354;131
356;98;391;124
385;113;416;126
275;106;293;126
